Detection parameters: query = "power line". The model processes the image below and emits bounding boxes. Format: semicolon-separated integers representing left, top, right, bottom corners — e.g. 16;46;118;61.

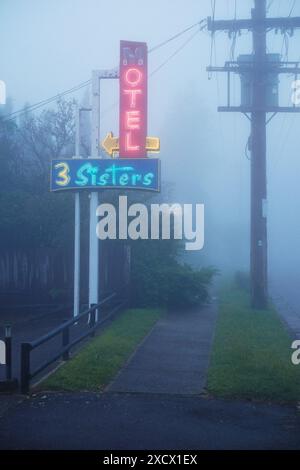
2;80;92;122
149;28;202;77
2;20;207;123
208;0;216;79
148;20;205;53
267;0;275;13
288;0;296;17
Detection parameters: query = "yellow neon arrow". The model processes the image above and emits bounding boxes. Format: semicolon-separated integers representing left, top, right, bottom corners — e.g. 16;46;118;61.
146;136;160;152
101;133;160;156
101;132;119;156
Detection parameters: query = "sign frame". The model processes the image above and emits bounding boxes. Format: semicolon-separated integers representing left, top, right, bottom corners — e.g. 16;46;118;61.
119;40;148;158
50;157;161;193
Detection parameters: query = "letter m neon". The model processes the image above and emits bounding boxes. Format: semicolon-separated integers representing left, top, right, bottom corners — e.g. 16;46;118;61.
122;47;144;66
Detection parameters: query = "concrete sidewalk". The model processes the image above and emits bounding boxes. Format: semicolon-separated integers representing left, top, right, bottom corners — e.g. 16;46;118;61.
269;280;300;339
271;296;300;339
107;303;218;395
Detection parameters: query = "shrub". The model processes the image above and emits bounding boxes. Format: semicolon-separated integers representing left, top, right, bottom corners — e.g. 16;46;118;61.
163;264;217;309
130;238;217;309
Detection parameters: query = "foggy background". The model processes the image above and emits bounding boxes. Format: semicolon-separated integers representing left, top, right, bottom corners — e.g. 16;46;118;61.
1;0;300;313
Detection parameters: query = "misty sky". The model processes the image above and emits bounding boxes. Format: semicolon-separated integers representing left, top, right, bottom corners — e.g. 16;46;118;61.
1;0;300;310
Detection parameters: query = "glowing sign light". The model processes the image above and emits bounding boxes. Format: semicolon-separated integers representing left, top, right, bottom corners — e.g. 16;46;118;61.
119;41;148;158
50;158;160;192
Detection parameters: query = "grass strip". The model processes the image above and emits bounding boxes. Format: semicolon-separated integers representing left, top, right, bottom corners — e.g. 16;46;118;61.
42;308;162;391
207;284;300;402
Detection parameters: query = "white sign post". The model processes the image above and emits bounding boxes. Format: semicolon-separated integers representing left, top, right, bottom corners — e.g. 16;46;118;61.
88;69;119;321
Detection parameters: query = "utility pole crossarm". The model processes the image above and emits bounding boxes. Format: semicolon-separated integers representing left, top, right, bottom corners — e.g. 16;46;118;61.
207;65;300;74
207;16;300;33
218;106;300;113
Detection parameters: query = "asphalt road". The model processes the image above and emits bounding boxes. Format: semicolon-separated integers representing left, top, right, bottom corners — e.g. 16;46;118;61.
0;391;299;450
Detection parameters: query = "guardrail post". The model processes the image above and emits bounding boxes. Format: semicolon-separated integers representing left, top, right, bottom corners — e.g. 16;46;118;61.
62;323;70;361
5;325;12;381
90;304;96;337
20;343;31;394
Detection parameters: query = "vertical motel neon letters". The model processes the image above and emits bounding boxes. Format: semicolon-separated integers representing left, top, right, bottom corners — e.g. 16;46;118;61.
120;41;148;158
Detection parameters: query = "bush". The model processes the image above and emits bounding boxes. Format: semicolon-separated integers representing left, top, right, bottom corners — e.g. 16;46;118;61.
130;239;217;309
162;264;217;309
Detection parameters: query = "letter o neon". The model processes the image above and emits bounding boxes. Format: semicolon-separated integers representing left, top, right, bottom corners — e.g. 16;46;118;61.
125;68;142;87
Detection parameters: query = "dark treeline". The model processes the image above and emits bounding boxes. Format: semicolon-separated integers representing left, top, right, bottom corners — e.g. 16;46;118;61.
0;99;82;305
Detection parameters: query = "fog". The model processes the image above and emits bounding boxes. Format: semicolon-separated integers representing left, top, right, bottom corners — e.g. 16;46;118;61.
1;0;300;313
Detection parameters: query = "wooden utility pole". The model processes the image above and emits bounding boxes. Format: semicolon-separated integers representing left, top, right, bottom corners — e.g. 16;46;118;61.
251;0;267;309
207;1;300;309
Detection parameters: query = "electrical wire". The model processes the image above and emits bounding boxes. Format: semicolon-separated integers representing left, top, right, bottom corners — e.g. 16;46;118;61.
2;20;208;123
212;32;226;171
280;32;290;61
3;80;92;122
148;20;205;54
279;0;296;63
230;32;237;61
245;136;251;161
231;0;238;60
288;0;296;17
267;0;275;13
208;0;216;79
149;27;203;77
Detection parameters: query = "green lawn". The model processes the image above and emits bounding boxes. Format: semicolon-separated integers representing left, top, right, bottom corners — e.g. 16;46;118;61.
207;284;300;402
41;308;162;391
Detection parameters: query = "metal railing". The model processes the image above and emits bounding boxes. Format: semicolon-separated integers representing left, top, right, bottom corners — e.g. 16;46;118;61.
20;292;127;394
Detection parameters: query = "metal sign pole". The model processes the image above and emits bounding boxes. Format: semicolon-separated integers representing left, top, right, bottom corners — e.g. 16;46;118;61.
89;71;100;320
73;105;81;318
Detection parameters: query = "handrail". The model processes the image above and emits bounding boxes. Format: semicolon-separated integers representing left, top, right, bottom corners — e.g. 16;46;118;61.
29;300;127;380
30;293;116;349
20;288;128;394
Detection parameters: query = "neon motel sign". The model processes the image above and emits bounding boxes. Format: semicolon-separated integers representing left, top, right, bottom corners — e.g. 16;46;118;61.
50;40;160;192
119;41;147;158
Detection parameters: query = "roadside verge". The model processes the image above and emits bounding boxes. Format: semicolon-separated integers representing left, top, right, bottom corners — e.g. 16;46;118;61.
40;308;162;391
207;283;300;403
